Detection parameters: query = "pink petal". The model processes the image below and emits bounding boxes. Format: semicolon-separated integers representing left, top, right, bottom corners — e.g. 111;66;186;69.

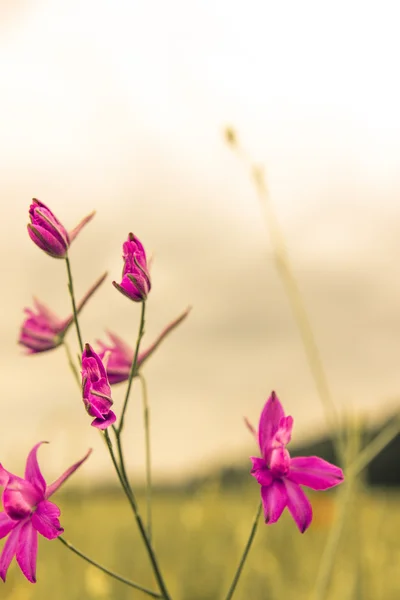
0;512;18;539
25;442;47;494
250;457;273;486
91;411;116;429
283;479;312;533
288;456;344;490
31;501;63;539
261;480;287;524
46;449;92;498
68;210;96;242
3;476;42;519
0;521;23;582
16;520;38;583
258;391;285;459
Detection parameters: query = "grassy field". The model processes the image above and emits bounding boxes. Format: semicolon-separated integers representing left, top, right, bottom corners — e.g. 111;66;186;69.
2;482;399;600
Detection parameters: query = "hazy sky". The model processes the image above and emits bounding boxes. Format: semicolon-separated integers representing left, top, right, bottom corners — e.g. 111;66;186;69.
1;1;400;483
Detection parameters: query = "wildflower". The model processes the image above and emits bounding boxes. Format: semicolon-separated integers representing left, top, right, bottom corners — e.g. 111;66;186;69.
0;442;91;583
81;344;116;429
19;273;107;353
27;198;95;258
97;307;191;384
248;392;344;533
112;233;151;302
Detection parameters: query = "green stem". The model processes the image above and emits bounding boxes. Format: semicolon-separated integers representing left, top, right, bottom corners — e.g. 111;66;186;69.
139;373;152;541
104;431;171;600
224;502;262;600
65;255;84;353
118;301;146;434
348;415;400;478
63;340;80;387
58;536;162;598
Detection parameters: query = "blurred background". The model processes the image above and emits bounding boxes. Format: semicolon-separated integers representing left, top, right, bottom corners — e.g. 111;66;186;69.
1;1;400;598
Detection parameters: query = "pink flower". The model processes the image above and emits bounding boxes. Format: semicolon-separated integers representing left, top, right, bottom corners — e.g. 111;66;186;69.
19;273;107;354
28;198;95;258
96;307;191;384
248;392;344;533
0;443;91;583
112;233;151;302
81;344;116;429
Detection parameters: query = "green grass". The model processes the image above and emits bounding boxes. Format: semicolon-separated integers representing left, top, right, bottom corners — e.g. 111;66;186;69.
2;483;400;600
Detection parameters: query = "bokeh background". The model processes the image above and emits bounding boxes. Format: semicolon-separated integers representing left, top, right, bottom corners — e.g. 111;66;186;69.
1;1;400;598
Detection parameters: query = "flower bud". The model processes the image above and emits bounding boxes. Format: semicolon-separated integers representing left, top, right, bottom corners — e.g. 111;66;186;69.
112;233;151;302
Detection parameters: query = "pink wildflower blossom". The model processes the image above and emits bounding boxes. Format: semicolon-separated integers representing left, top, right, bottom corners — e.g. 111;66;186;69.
0;443;91;583
28;198;95;258
19;273;107;353
97;307;191;384
81;344;116;429
248;392;344;533
112;233;151;302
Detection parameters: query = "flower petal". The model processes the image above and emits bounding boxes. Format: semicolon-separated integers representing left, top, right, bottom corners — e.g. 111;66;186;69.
16;520;38;583
283;478;312;533
258;391;285;459
2;475;42;520
91;411;117;429
24;442;47;494
0;512;18;539
288;456;344;490
261;480;287;524
31;501;63;539
0;521;23;582
46;449;92;498
250;457;273;486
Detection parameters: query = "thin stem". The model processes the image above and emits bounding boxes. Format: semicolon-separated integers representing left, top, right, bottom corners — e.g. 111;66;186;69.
118;301;146;434
58;537;162;598
348;415;399;478
65;255;83;353
104;430;171;600
63;340;80;387
139;373;152;541
224;502;262;600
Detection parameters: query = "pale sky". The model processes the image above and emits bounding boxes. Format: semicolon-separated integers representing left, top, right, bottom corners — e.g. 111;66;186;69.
1;0;400;483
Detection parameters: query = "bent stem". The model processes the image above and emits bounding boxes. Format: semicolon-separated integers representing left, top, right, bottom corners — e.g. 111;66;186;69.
58;536;162;598
104;431;171;600
226;133;344;461
65;255;83;354
118;301;146;434
224;502;262;600
139;373;153;540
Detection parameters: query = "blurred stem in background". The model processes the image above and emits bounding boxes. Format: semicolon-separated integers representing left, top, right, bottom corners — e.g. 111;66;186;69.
65;255;84;354
224;127;345;463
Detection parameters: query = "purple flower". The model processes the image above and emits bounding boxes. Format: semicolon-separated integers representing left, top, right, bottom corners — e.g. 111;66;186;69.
112;233;151;302
19;273;107;354
96;307;191;384
28;198;95;258
248;392;344;533
0;442;91;583
81;344;116;429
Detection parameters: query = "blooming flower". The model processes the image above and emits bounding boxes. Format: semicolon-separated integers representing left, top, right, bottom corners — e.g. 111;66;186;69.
96;307;191;384
112;233;151;302
0;443;91;583
19;273;107;354
248;392;344;533
81;344;116;429
28;198;95;258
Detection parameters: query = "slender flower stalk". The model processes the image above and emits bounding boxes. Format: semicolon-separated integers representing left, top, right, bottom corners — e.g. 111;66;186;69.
65;256;83;353
139;374;152;540
224;502;262;600
103;431;171;600
225;128;345;461
58;537;162;598
117;301;146;434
